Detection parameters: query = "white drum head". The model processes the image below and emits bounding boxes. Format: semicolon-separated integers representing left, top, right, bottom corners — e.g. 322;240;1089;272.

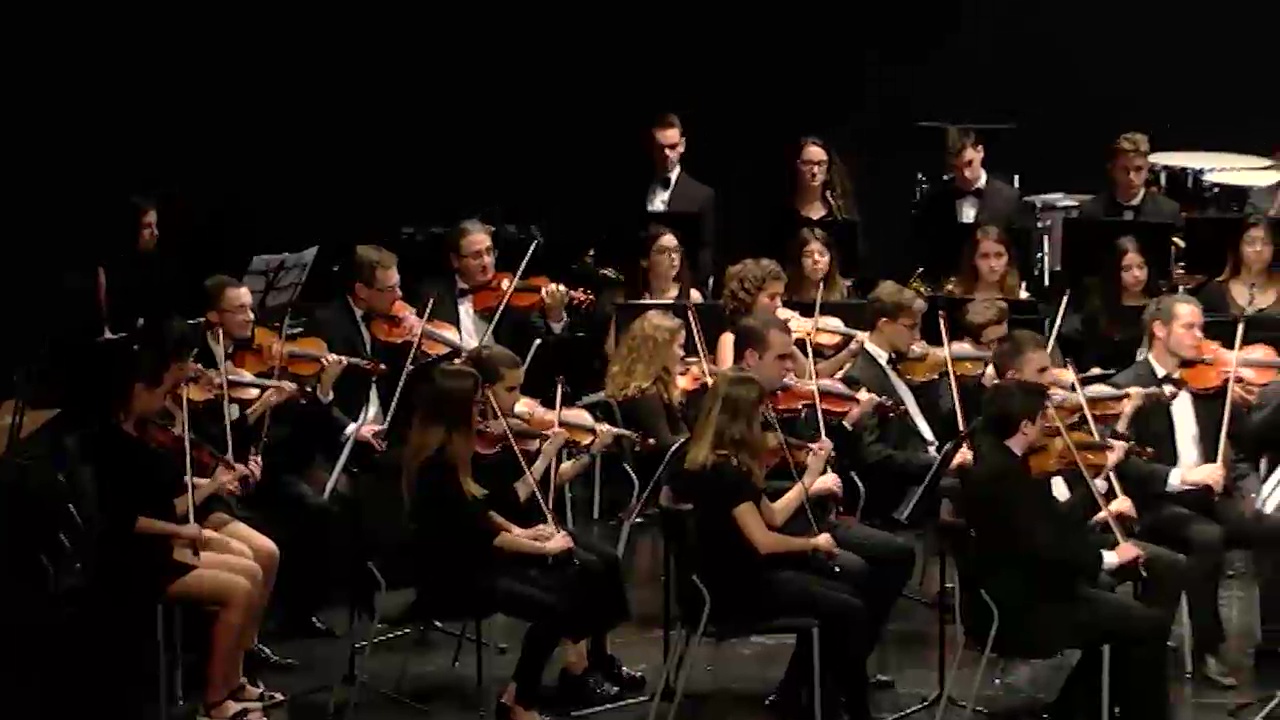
1148;151;1273;170
1202;168;1280;188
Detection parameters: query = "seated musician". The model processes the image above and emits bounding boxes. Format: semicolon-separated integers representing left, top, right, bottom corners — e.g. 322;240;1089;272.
675;368;874;720
403;363;629;720
840;281;971;521
953;298;1009;421
1078;131;1183;225
1069;235;1157;375
603;224;704;356
97;194;182;338
716;257;861;376
727;312;916;697
942;225;1029;300
604;309;690;454
1197;216;1279;317
464;344;644;704
964;379;1181;720
418;219;572;355
783;227;855;304
1107;293;1280;687
93;320;285;720
201;273;342;641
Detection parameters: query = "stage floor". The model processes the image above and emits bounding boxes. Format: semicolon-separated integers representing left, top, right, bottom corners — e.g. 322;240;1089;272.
254;522;1278;719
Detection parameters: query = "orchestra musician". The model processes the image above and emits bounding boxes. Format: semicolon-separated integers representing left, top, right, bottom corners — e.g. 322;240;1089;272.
94;321;285;720
1107;294;1280;686
840;281;971;522
1069;235;1158;375
646;113;717;289
676;368;874;720
951;298;1010;422
604;309;690;456
1079;132;1183;226
603;225;703;357
418;219;573;355
463;344;644;704
783;227;856;304
403;363;629;720
715;258;862;375
97;194;184;338
782;137;862;273
1197;216;1279;316
963;379;1181;720
943;225;1029;300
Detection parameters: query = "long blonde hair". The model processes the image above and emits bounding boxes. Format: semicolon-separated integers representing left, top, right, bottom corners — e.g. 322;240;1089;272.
401;363;486;506
683;368;768;487
604;309;684;403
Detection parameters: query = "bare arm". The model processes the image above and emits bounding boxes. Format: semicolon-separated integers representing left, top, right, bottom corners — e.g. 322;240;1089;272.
759;464;823;528
493;532;550;555
173;477;219;516
731;502;819;555
715;331;735;369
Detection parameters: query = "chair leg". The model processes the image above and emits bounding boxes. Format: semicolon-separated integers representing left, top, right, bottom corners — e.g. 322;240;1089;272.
1100;644;1111;720
961;623;999;720
810;626;822;720
475;618;487;718
933;627;969;720
645;627;687;720
156;604;168;720
453;622;469;667
172;606;184;707
665;630;705;720
1179;593;1193;678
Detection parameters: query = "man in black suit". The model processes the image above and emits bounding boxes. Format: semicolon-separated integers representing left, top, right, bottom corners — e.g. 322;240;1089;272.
964;379;1180;720
913;127;1024;284
1244;380;1280;655
646;113;716;290
1108;294;1280;686
1079;132;1184;227
840;281;972;522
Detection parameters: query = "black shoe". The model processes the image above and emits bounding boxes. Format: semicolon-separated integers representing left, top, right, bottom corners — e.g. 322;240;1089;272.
1198;654;1239;689
277;614;337;639
764;689;805;717
248;642;300;671
590;654;647;694
558;668;621;707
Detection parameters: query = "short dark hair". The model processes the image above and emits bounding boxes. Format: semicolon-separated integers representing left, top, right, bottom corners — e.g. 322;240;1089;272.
982;379;1048;442
867;281;925;326
652;113;683;134
1142;293;1202;343
463;344;522;386
104;317;197;417
353;245;398;288
448;219;495;256
991;329;1047;379
945;126;981;158
961;298;1009;340
733;312;790;365
203;274;246;313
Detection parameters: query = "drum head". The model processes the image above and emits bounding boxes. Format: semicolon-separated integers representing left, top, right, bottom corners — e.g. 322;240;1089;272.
1202;168;1280;188
1148;151;1273;170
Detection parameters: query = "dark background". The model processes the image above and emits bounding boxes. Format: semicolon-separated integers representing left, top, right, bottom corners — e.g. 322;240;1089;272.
5;11;1274;397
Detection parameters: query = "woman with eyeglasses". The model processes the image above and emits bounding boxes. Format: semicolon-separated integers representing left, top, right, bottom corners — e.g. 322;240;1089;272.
1198;216;1279;316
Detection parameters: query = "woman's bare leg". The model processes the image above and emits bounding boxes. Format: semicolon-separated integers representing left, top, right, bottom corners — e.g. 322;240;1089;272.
165;561;262;719
207;517;280;647
178;547;265;688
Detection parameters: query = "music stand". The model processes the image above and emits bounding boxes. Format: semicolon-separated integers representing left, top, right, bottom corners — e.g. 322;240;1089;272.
612;300;725;358
924;296;1042;346
1203;313;1280;348
782;299;872;331
1179;214;1254;280
242;245;320;330
1059;218;1178;294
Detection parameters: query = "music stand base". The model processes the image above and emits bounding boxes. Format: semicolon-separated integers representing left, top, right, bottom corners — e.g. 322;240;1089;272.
886;689;979;720
1230;689;1280;719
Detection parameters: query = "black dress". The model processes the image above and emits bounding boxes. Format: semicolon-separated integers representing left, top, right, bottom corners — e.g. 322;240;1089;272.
90;423;198;599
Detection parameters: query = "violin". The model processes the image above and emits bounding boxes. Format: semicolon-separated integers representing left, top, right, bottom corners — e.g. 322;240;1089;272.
466;272;595;315
894;342;991;384
179;365;295;403
1027;431;1120;478
776;307;864;350
762;431;819;469
676;358;715;394
234;326;386;377
368;299;464;357
137;417;244;489
1047;385;1175;425
512;397;648;448
1180;338;1279;393
475;419;547;454
772;377;903;418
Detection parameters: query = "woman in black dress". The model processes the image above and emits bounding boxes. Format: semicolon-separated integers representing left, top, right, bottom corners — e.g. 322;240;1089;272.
465;344;645;706
1198;216;1279;317
95;327;282;720
402;363;628;720
1071;234;1158;374
604;223;705;356
677;369;872;719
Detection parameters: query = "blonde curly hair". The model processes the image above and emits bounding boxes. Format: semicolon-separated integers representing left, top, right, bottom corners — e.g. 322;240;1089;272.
721;258;787;321
604;309;685;403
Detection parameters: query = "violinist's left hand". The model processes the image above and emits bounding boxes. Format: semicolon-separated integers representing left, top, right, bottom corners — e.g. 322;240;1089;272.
1104;439;1129;471
246;454;263;484
542;283;569;323
1119;386;1149;417
844;388;880;426
262;383;300;408
212;464;245;495
589;425;620;454
1231;381;1258;408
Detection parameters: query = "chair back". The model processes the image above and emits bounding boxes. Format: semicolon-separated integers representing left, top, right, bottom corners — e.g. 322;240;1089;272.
657;493;710;624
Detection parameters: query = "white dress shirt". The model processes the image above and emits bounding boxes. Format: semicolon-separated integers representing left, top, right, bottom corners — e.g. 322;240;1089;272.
864;340;938;453
317;298;382;439
1149;355;1202;492
1119;187;1146;221
1259;464;1280;515
646;165;682;212
457;276;568;350
955;169;987;224
205;331;241;421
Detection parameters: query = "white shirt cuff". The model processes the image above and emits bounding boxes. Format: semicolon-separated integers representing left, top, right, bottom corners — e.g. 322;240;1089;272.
1093;476;1110;494
1166;468;1186;492
343;422;358;440
318;387;334;405
547;318;568;334
1101;550;1120;572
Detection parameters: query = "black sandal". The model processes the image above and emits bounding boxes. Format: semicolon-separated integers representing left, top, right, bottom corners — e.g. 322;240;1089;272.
232;678;287;708
198;696;264;720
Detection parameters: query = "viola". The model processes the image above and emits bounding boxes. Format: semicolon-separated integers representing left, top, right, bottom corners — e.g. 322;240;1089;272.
1180;339;1279;393
234;326;386;377
465;272;595;315
894;342;991;384
368;299;464;357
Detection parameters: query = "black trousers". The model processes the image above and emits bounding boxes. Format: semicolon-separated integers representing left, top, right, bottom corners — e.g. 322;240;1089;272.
1139;496;1280;655
714;568;872;719
780;514;915;645
243;470;340;619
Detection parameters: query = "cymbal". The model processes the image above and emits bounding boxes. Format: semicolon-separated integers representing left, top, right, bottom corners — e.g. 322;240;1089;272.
1024;192;1095;208
1148;151;1273;171
1202;168;1280;188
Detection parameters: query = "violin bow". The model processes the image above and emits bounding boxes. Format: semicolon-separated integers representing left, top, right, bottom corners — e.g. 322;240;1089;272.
764;407;824;538
686;301;713;381
547;377;565;512
937;312;968;435
487;391;561;534
215;328;236;471
1215;320;1246;469
254;313;293;458
1048;409;1140;572
381;297;435;436
1064;361;1129;500
179;382;200;559
1045;289;1070;355
477;227;541;348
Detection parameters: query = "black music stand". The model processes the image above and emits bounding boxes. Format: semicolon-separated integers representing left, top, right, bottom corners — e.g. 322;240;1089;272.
1059;218;1178;294
242;245;320;331
1203;313;1280;348
781;298;872;331
612;300;725;359
924;295;1043;346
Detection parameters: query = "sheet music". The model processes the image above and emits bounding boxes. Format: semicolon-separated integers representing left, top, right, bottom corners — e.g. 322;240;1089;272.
241;246;319;328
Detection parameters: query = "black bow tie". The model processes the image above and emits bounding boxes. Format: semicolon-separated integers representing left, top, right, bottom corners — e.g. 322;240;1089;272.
1162;376;1188;393
656;175;673;191
956;186;984;200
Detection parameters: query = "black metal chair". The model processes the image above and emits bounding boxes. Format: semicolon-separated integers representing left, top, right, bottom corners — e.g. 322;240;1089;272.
646;500;823;720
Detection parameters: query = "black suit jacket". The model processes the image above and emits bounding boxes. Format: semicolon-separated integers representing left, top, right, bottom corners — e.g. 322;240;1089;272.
913;176;1025;283
1241;381;1280;468
1108;358;1255;513
647;171;717;289
416;276;572;365
1079;190;1184;228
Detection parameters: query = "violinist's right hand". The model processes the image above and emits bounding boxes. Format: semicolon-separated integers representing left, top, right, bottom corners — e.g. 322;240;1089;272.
543;531;575;555
177;523;205;547
949;445;974;471
541;428;571;457
1114;541;1145;566
355;423;387;451
810;532;838;555
519;523;557;542
808;472;843;498
804;438;834;475
1184;463;1226;493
